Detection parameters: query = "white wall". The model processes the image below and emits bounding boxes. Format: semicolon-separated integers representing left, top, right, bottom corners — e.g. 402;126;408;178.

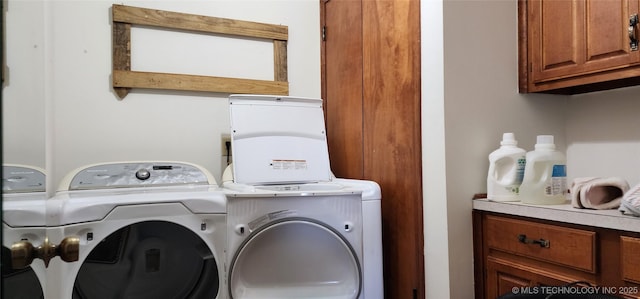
3;0;321;193
567;87;640;187
423;0;567;298
421;1;451;298
424;1;640;298
3;1;46;169
443;6;567;297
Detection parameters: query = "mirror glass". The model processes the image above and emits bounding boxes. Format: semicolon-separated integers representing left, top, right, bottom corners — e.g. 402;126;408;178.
2;0;46;182
2;1;48;297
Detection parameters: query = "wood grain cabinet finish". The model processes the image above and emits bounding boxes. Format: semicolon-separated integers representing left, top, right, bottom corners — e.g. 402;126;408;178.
519;0;640;94
321;0;423;298
622;236;640;284
474;211;640;299
485;215;596;273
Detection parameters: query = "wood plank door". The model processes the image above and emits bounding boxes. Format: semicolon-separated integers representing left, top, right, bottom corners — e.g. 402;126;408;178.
322;0;424;298
322;0;364;179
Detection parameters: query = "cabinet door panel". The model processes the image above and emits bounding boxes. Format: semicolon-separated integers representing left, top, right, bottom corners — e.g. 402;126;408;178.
496;271;531;297
586;0;628;61
584;0;640;68
529;0;640;84
621;236;640;284
530;0;583;81
486;257;579;299
540;0;581;70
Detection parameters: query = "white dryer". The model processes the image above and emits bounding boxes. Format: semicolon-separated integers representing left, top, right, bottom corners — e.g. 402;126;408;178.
3;164;48;298
223;95;384;299
6;161;228;299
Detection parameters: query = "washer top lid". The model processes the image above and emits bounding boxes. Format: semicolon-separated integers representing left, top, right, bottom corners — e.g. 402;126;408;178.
3;191;48;227
58;161;216;191
3;164;46;193
229;94;332;185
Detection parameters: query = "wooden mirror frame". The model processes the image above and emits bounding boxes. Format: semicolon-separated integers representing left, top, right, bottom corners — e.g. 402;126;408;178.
112;4;289;99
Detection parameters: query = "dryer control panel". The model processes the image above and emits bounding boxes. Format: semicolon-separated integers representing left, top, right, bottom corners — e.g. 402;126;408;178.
65;162;212;190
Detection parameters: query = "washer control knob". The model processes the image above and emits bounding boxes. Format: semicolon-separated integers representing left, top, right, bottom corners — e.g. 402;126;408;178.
135;169;151;180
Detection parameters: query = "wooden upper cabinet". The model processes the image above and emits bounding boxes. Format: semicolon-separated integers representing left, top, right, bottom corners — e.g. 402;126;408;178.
520;0;640;94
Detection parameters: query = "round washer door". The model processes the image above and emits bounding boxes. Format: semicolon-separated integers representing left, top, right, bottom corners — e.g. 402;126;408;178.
2;247;44;299
73;221;220;299
229;218;361;299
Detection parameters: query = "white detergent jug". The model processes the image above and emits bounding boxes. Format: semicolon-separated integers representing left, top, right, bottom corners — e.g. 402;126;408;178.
487;133;526;202
520;135;567;205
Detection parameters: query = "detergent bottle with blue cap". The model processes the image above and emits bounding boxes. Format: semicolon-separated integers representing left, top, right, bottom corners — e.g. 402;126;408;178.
520;135;567;205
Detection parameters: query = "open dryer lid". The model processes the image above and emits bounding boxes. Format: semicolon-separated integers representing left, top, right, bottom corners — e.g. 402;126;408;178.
229;95;332;185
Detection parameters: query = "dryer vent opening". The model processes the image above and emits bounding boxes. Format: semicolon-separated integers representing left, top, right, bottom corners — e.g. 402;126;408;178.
72;221;220;299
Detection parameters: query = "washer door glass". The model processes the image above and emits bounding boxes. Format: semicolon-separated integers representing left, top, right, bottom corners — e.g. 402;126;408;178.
2;246;44;299
229;218;361;299
72;221;219;299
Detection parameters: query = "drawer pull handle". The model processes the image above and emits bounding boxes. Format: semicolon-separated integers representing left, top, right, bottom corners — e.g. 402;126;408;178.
631;14;639;51
517;234;550;248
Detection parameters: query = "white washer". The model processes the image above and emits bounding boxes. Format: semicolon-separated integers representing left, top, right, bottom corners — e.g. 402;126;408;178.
223;95;384;299
5;161;228;299
3;164;48;298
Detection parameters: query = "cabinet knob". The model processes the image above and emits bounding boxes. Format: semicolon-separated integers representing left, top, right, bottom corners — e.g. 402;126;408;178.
629;14;638;51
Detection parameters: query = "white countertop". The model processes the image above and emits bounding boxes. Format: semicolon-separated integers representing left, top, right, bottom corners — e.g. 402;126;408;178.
473;198;640;233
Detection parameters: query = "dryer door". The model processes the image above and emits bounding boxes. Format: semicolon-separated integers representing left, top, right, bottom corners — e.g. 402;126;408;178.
229;218;362;299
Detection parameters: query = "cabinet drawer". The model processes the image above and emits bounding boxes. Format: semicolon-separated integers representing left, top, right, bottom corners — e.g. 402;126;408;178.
485;215;596;273
621;236;640;284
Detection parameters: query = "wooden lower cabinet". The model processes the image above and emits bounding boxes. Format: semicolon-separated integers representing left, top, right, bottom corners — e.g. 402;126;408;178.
473;210;640;299
486;257;574;297
622;237;640;285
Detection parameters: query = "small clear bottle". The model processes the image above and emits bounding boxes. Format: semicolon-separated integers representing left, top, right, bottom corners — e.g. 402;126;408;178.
519;135;567;205
487;133;526;202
